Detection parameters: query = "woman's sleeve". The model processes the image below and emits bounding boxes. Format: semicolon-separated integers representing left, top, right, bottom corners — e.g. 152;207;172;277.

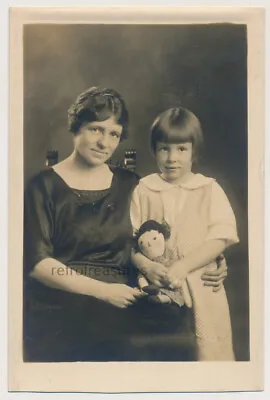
129;184;142;235
206;181;240;247
24;175;54;275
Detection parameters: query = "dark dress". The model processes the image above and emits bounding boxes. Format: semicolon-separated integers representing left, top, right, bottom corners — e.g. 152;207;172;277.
23;167;196;362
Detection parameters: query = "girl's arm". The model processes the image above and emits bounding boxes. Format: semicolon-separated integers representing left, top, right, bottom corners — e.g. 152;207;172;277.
168;181;239;285
131;250;168;287
167;239;227;283
30;258;144;308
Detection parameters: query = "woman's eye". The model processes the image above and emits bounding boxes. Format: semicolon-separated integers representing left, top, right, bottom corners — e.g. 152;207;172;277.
153;237;157;240
111;131;121;139
88;127;100;133
140;241;143;245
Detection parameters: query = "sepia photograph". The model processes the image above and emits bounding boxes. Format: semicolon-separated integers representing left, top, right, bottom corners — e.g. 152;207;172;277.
8;6;264;393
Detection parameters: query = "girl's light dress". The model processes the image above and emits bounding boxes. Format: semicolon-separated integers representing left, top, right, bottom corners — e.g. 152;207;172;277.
130;173;239;361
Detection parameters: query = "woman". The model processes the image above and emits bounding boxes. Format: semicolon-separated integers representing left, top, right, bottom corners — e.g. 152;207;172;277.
23;86;229;362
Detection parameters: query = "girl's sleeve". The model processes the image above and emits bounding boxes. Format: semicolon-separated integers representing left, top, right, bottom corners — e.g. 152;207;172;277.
206;181;239;247
24;176;54;276
129;184;142;235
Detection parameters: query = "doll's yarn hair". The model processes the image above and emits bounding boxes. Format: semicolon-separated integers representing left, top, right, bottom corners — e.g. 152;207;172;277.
67;86;129;140
135;220;171;243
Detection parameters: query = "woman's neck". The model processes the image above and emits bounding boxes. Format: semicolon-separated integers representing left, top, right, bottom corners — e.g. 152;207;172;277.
53;153;113;190
68;152;109;174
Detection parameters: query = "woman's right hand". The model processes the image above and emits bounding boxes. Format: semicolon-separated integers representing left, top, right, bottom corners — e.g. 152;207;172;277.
101;284;145;309
143;260;168;287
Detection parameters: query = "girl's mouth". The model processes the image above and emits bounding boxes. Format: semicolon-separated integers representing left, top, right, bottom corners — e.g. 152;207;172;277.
165;166;180;170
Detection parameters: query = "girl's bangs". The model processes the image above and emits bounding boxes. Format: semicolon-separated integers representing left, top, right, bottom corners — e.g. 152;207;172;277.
158;127;193;144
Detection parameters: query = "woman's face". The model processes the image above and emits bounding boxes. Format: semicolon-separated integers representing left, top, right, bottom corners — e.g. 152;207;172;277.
74;116;123;167
155;141;193;184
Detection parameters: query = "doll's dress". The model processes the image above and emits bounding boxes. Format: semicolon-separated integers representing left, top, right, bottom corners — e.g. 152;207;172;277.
152;252;186;307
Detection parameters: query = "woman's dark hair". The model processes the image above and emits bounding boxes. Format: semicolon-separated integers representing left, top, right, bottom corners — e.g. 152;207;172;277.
150;107;204;163
67;86;129;140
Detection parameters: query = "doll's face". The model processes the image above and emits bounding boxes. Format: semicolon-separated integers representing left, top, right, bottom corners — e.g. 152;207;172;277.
138;230;165;260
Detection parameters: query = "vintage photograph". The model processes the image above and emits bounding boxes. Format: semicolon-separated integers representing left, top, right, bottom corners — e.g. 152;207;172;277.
9;7;264;393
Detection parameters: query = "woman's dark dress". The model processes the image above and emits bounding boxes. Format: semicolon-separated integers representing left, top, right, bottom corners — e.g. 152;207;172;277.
23;167;195;362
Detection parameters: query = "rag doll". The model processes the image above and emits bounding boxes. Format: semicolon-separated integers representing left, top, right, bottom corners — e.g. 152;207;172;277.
134;219;190;306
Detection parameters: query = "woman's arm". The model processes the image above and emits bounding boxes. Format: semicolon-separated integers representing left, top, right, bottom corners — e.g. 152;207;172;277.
30;258;108;297
31;258;144;308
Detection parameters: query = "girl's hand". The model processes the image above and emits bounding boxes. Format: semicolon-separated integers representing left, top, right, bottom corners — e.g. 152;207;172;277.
201;255;228;292
143;260;168;287
165;260;188;289
101;284;145;308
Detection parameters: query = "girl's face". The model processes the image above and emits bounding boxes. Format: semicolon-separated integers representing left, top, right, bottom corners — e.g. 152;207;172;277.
74;116;122;167
155;141;193;184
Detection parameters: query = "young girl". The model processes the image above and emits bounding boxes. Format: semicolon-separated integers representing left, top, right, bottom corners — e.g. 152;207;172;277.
131;107;239;361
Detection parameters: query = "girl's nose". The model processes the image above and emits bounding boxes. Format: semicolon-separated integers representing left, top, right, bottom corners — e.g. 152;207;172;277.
167;150;177;162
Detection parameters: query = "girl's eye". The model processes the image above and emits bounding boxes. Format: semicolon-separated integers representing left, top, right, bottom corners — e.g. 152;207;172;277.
140;241;143;245
159;147;168;152
153;237;157;240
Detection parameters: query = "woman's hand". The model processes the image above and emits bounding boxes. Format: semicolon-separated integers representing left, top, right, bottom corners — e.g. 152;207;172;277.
201;255;228;292
101;284;146;308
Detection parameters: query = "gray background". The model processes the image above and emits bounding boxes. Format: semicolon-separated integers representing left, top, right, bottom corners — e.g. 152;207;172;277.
23;23;249;360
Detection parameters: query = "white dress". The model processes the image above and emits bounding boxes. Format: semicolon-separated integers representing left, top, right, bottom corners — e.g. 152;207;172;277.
130;173;239;361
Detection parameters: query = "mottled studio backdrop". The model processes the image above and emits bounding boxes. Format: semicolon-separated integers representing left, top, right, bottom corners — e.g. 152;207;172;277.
23;24;248;360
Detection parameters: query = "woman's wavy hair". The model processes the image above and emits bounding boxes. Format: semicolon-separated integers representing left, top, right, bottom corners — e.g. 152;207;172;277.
67;86;129;140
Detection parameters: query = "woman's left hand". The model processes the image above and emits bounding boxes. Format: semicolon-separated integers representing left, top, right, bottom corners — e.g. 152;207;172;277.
201;255;228;292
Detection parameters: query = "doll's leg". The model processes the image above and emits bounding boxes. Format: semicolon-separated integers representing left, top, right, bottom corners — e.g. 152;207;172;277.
138;274;171;303
138;273;149;290
148;293;172;304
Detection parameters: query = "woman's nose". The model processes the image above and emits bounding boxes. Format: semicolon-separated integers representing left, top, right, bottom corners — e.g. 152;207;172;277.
97;133;109;148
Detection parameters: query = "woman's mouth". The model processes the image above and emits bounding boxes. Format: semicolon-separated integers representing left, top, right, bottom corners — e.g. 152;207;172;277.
90;149;108;156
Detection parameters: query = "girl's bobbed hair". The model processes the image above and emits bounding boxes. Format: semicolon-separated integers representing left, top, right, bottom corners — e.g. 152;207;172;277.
150;107;204;163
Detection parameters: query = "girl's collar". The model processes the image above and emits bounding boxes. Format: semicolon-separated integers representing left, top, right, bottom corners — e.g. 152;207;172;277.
140;173;214;191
